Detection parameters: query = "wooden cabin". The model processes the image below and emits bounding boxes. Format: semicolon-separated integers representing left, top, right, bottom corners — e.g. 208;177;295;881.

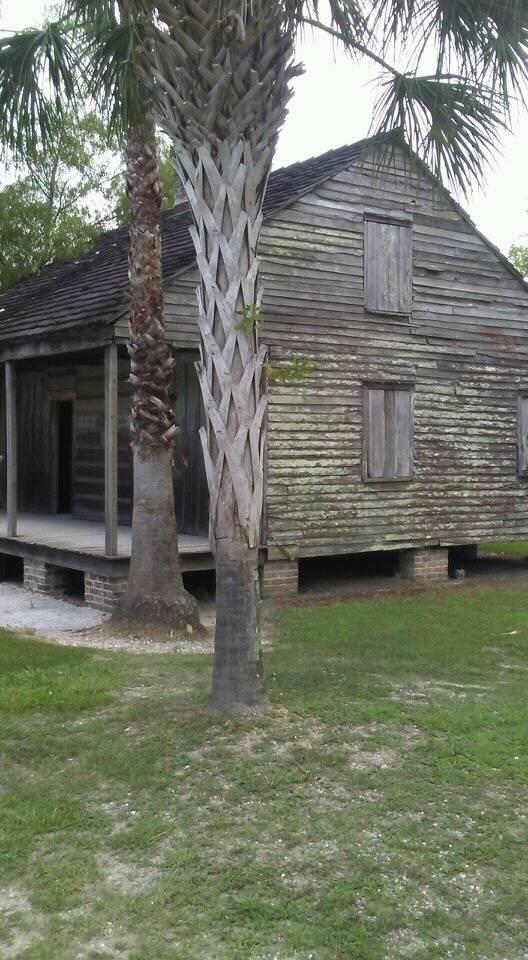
1;131;528;609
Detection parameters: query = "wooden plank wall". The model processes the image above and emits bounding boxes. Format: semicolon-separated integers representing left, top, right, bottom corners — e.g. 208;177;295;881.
68;360;132;523
0;365;5;508
0;358;133;522
17;371;51;513
160;148;528;557
0;368;53;513
174;353;209;535
3;354;208;535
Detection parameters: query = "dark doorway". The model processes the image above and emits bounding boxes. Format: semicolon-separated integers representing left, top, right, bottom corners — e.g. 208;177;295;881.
174;354;209;536
56;401;73;513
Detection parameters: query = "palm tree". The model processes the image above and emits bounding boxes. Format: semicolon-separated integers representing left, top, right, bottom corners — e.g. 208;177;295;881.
142;0;528;711
0;1;200;631
3;1;526;710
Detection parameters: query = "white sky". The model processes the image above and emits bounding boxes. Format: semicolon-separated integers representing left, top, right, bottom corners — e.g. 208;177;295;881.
2;0;528;254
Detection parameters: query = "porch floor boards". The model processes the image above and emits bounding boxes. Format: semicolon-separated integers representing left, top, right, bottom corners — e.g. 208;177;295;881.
0;512;210;559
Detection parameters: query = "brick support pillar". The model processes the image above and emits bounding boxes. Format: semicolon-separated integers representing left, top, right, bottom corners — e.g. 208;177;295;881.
85;573;128;613
399;547;449;583
24;558;67;596
260;559;299;601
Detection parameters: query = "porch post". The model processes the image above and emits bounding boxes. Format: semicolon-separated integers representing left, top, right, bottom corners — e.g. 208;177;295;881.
104;343;118;556
5;361;17;537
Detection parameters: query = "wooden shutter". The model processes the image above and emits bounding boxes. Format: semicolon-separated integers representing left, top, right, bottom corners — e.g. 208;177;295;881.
518;395;528;474
366;387;413;480
393;389;413;477
364;219;412;314
367;389;386;478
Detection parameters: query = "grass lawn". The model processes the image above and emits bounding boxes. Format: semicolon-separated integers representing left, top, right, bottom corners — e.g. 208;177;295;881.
479;540;528;557
1;586;528;959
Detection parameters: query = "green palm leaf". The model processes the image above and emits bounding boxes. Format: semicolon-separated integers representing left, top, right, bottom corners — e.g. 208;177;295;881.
0;24;78;159
373;72;506;192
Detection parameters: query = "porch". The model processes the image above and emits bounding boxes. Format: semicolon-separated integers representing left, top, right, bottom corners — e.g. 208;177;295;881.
0;341;212;609
0;511;211;567
0;511;213;612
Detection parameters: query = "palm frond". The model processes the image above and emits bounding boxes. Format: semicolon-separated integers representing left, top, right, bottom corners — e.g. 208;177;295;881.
371;0;528;102
326;0;370;46
202;1;369;45
0;23;79;159
478;1;528;96
373;71;506;193
84;13;148;133
64;0;155;133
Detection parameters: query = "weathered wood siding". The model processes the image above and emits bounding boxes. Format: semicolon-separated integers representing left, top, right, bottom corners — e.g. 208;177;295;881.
0;358;132;521
17;371;52;513
2;353;208;535
174;353;209;535
0;366;5;508
364;218;412;315
160;148;528;557
1;367;62;514
73;360;132;524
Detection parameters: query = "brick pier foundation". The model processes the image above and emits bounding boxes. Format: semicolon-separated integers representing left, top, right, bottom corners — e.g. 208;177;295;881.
85;573;128;613
23;558;68;596
399;547;449;583
260;559;299;601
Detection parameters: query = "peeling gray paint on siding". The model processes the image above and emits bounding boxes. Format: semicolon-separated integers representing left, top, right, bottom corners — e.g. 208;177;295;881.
151;147;528;558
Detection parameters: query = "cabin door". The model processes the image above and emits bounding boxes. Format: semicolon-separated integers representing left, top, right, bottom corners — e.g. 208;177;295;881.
54;400;74;514
174;354;209;536
15;371;50;513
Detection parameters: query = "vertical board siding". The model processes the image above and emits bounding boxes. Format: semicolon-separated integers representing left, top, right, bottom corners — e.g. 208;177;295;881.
0;366;5;508
16;371;51;513
394;389;413;478
174;354;209;535
383;389;396;477
365;386;412;481
364;219;412;315
72;361;132;524
367;389;385;478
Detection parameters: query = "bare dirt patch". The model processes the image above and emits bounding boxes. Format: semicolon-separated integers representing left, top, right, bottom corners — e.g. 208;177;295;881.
389;679;493;704
385;928;428;958
96;852;161;895
0;887;32;916
49;613;216;653
78;928;136;959
0;887;44;959
348;746;400;770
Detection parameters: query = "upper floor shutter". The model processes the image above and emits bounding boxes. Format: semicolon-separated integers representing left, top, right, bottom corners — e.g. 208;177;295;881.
364;218;412;315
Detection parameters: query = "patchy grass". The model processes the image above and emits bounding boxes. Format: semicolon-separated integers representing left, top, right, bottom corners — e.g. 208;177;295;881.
1;587;528;959
479;540;528;557
0;629;119;714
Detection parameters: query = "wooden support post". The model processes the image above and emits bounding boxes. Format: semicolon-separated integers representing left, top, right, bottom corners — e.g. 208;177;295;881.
104;344;118;557
5;361;17;537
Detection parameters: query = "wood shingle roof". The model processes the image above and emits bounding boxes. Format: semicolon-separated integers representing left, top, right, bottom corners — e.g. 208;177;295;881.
0;133;394;349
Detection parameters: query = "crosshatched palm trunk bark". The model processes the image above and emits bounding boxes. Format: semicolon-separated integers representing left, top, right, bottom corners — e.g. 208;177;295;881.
149;1;299;709
119;117;199;630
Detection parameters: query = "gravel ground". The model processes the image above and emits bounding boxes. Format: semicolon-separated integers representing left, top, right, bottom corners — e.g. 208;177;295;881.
0;581;215;653
0;582;107;634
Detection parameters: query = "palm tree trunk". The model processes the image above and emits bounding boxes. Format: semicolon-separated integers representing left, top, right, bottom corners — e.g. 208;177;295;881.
179;140;270;708
147;3;298;707
118;117;199;630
